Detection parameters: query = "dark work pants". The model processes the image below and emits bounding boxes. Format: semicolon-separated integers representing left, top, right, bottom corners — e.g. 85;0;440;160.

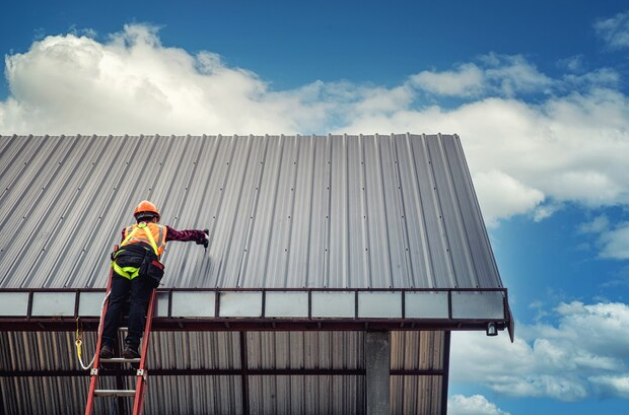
102;272;154;349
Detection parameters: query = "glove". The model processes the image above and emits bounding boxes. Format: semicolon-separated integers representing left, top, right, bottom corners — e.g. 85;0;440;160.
203;229;209;249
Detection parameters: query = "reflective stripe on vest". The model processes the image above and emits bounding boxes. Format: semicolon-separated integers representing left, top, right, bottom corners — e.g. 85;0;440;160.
122;222;166;257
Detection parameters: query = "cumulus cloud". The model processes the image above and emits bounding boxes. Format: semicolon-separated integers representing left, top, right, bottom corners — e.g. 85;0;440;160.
448;394;510;415
342;90;629;226
558;55;585;73
2;24;629;233
599;223;629;260
590;375;629;398
481;53;553;96
579;215;611;234
472;170;544;226
410;63;485;97
410;54;552;98
578;217;629;260
595;11;629;50
1;24;322;135
451;301;629;401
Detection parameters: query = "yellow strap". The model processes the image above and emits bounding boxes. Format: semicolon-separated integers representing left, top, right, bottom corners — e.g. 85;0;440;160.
111;222;158;280
141;223;160;257
111;260;140;280
120;222;159;256
120;225;139;247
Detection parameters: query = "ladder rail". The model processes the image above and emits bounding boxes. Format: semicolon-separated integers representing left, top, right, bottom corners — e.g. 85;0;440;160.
84;261;115;415
132;287;157;415
85;244;158;415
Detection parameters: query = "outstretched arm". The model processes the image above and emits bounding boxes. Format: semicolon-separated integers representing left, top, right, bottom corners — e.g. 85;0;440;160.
165;226;208;247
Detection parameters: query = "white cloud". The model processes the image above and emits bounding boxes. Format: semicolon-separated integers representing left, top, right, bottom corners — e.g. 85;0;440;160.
481;53;553;96
340;90;629;226
599;223;629;260
1;24;315;135
472;170;544;226
2;24;629;234
410;63;485;97
579;215;611;234
595;11;629;50
451;301;629;401
558;55;585;72
448;394;510;415
533;203;563;222
562;68;620;89
590;375;629;398
410;54;552;98
578;217;629;260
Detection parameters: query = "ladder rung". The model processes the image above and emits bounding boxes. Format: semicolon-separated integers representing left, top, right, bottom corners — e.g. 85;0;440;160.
94;389;136;398
100;357;141;363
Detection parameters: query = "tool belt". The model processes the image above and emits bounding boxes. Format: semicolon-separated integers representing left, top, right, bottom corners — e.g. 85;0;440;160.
111;242;165;287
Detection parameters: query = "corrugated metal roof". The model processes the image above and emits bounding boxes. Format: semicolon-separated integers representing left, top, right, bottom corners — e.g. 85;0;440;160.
0;134;501;291
1;330;446;414
0;134;504;414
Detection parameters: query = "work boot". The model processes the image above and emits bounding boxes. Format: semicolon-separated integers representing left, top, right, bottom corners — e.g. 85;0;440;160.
123;344;140;360
99;344;114;360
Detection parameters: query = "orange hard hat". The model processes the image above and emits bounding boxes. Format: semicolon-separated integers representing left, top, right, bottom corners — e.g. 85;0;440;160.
134;200;160;221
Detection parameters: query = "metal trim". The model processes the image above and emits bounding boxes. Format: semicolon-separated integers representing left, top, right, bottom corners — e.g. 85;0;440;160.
1;368;446;377
240;331;250;415
441;331;452;415
0;287;512;334
0;317;510;333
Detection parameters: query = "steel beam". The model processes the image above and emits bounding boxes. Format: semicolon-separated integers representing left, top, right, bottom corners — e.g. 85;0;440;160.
365;331;391;415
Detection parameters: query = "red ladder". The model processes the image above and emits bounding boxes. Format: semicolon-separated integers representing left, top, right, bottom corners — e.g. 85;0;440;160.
84;263;158;415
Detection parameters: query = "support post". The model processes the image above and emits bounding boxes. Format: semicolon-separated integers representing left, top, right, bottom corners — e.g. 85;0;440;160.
365;331;391;415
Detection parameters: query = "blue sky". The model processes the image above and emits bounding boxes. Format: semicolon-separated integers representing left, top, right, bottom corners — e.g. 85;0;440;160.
2;1;629;414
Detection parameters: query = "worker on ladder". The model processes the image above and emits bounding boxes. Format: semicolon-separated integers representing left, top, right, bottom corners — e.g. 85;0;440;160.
99;200;208;360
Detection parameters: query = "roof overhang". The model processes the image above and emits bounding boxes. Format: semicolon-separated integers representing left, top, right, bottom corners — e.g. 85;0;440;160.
0;287;513;341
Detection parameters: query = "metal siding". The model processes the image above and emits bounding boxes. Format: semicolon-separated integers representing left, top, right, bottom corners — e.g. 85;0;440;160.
380;135;412;288
304;136;330;287
364;135;392;288
347;135;369;288
447;135;502;288
0;134;502;290
248;375;364;415
198;135;233;288
2;330;446;414
147;375;243;414
428;135;476;288
253;135;293;288
329;135;349;288
158;135;205;287
287;136;316;287
391;375;443;415
0;134;504;413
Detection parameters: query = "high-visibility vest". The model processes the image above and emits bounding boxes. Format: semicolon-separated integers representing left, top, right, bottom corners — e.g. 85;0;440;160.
111;222;166;280
122;222;167;257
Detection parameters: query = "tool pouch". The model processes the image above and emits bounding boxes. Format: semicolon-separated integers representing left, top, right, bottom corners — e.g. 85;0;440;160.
143;258;165;288
136;246;164;288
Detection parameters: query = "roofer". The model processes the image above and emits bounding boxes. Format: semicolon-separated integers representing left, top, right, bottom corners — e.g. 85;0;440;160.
99;200;208;359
